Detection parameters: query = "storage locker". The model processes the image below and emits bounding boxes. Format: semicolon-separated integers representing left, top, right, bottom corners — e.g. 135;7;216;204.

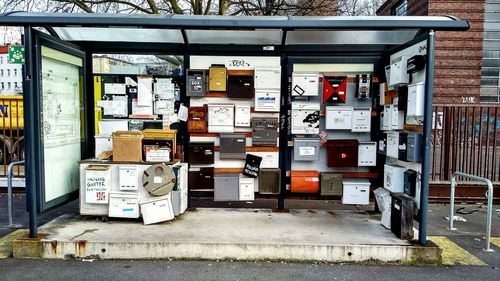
386;132;399;159
189;167;214;190
398;132;408;161
290;170;320;193
391;193;414;240
254;89;280;112
326;140;359;167
254;66;281;89
320;173;342;196
188;106;208;133
384;164;406;193
239;177;255;201
389;56;409;87
407;133;423;163
208;104;234;133
342;179;370;205
293;137;320;161
119;165;138;191
407;82;425;116
228;75;254;98
108;192;140;218
391;104;404;130
186;69;206;97
140;195;175;225
214;173;239;201
208;65;227;92
188;142;214;165
251;117;278;146
355;74;372;99
358;142;377;166
220;134;246;159
323;75;348;103
292;72;319;96
325;106;353;130
351;107;371;132
291;102;320;134
235;105;251;127
404;169;418;197
259;168;280;195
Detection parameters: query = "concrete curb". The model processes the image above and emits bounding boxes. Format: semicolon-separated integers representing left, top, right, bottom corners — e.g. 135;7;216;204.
13;239;442;264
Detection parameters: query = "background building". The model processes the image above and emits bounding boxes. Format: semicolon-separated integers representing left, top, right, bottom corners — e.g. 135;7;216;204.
0;45;22;95
378;0;500;104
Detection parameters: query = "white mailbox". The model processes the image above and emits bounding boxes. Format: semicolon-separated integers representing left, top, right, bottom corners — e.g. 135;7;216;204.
108;192;140;218
140;195;175;225
254;66;281;89
381;105;392;131
342;179;370;205
239;177;255;201
235;105;251;127
358;142;377;166
255;89;280;112
407;82;425;116
389;56;409;87
384;164;406;193
325;106;353;130
208;104;234;133
292;72;319;96
351;107;371;132
391;104;404;130
386;132;399;159
291;102;320;134
95;135;112;157
119;165;138;191
98;119;129;136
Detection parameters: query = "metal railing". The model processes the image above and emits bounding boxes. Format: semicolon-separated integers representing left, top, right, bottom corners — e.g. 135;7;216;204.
6;160;24;228
431;105;500;184
449;172;494;252
0;97;24;177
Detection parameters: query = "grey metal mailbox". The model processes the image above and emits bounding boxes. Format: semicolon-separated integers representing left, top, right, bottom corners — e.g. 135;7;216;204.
320;173;343;196
407;133;423;163
251;117;278;147
220;134;246;159
293;137;320;161
214;173;239;201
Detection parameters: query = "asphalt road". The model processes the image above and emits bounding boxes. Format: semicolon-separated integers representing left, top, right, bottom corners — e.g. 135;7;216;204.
0;259;498;281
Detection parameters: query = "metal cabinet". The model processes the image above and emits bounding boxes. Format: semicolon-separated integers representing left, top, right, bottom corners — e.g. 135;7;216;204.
258;168;280;195
325;106;353;130
293;137;320;161
252;117;278;146
220;134;246;159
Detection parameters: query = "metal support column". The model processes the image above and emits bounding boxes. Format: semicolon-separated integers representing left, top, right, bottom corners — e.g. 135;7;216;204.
419;30;436;245
277;54;288;210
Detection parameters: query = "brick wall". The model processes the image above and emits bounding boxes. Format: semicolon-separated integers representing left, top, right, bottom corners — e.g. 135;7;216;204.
377;0;484;104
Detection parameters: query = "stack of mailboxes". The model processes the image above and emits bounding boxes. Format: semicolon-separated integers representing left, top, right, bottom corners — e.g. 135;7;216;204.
290;72;375;205
378;52;426;240
187;65;281;201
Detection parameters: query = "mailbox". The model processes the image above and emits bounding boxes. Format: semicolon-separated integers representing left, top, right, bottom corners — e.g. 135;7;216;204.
214;173;239;201
291;102;320;134
407;133;423;163
325;106;353;130
342;179;370;205
254;66;280;89
186;69;206;97
235;105;251;127
290;170;320;193
293;137;320;161
239;177;255;201
189;167;214;190
407;82;425;117
252;117;278;146
220;134;246;159
391;193;414;240
292;72;319;96
358;142;377;166
208;65;227;92
386;132;399;159
258;168;280;194
320;173;342;196
188;142;214;165
323;75;348;103
398;132;408;161
188;106;208;133
208;104;234;133
355;74;372;99
384;164;406;193
389;56;409;87
228;75;254;98
351;107;371;132
391;104;404;130
326;139;359;167
404;169;417;197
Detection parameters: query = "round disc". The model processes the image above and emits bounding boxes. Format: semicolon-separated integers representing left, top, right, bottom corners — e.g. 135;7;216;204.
142;164;176;196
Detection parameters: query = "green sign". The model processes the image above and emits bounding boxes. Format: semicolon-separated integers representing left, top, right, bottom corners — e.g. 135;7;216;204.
8;45;25;64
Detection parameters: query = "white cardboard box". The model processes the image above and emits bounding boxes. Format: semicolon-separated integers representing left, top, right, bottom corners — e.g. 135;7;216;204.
140;195;175;225
292;72;319;96
351;107;371;132
342;179;370;205
239;177;255;201
358;142;377;166
407;82;425;116
108;192;140;218
291;102;320;134
325;106;353;130
255;90;280;112
254;66;281;89
119;165;138;191
384;164;406;193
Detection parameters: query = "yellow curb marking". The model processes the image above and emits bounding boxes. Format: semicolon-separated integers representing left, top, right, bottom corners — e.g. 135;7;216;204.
0;229;28;259
429;236;486;266
491;237;500;248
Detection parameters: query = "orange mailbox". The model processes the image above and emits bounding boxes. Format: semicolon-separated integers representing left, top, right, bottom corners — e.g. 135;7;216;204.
290;170;320;193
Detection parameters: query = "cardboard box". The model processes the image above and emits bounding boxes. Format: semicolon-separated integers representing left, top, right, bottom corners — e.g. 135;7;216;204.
112;131;144;162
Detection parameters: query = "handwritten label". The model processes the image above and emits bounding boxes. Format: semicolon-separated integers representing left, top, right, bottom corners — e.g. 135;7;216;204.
85;166;110;204
226;59;251;69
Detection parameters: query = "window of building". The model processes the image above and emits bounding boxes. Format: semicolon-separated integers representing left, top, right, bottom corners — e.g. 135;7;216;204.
0;69;3;77
14;69;17;77
14;82;18;88
1;82;3;89
0;57;3;64
392;0;408;16
481;3;500;103
7;69;10;77
7;82;11;89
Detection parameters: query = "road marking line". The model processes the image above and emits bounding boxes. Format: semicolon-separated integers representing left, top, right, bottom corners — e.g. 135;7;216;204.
0;229;28;259
429;236;486;266
491;237;500;248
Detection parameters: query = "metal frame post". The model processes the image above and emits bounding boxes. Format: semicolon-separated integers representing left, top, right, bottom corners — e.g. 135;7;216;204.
419;30;436;245
7;160;25;227
449;172;494;252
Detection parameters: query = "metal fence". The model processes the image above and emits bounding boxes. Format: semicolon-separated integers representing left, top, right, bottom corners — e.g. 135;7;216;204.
431;104;500;184
0;96;24;177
